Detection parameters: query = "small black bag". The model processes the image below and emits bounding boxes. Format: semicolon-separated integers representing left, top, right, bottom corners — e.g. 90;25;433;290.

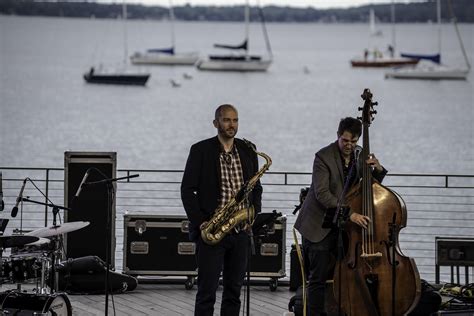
408;279;442;316
52;256;138;295
288;285;307;316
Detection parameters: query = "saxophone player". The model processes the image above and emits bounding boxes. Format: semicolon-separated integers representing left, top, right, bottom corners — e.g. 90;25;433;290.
181;104;263;316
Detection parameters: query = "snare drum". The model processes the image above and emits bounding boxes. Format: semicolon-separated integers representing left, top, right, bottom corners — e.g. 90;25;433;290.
0;290;72;315
2;252;45;283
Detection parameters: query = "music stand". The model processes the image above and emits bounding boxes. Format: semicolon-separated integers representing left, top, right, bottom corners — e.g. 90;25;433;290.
252;210;282;237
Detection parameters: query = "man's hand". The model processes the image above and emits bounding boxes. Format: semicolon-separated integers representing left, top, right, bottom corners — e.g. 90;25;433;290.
366;153;383;172
349;213;370;229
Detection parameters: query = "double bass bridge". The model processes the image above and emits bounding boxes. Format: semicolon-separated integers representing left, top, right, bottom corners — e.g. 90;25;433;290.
360;251;382;258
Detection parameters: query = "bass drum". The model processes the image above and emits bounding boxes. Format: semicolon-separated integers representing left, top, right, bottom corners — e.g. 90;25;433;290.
0;291;72;315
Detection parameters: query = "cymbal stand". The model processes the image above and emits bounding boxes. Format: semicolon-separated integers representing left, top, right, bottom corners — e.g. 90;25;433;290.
19;199;69;294
38;255;51;294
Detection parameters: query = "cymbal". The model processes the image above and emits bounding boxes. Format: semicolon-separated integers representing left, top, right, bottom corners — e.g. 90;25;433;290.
26;221;90;238
25;237;51;246
0;235;39;248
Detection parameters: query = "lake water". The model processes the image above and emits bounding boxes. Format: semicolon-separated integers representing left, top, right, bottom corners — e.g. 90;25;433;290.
0;15;473;175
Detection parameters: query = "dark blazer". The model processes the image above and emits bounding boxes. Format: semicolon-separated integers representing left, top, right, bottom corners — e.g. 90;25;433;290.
294;141;387;243
181;136;263;241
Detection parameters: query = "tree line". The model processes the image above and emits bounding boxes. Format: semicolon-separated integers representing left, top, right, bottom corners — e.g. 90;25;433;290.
1;0;473;23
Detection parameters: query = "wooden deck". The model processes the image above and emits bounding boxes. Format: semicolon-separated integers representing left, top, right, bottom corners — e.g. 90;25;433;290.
1;282;295;315
70;283;294;315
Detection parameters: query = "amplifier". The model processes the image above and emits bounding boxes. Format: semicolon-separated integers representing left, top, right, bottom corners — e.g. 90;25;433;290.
436;237;474;266
64;151;116;266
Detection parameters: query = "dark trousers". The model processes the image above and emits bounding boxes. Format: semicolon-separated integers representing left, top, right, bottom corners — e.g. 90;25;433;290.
195;232;248;316
303;231;338;316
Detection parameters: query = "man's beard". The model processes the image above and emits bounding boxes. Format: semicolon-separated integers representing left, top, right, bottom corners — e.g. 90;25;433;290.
219;126;237;139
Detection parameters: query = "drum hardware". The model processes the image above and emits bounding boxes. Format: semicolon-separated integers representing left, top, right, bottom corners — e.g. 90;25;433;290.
12;197;75;293
0;180;80;315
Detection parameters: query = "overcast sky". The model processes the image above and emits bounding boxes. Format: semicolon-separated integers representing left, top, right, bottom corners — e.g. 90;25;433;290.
97;1;420;9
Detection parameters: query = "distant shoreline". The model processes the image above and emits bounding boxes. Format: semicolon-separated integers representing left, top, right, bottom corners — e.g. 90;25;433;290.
1;0;473;23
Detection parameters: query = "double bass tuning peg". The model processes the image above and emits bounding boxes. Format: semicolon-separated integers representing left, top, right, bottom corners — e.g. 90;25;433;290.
371;110;377;115
372;101;378;106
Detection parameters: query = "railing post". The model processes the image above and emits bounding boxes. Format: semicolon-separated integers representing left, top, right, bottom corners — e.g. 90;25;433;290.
45;169;49;226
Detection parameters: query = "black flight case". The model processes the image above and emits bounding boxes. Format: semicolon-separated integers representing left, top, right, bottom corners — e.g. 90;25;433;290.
123;214;197;289
123;212;286;291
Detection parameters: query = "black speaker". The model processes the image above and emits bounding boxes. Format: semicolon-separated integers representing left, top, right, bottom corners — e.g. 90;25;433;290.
64;152;116;266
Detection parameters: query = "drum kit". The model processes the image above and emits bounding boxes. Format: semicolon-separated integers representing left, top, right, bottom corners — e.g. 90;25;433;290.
0;221;89;315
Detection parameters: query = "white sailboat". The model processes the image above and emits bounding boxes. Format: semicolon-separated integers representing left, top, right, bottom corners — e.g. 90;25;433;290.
84;2;150;85
385;0;470;80
130;0;199;65
196;0;272;72
350;2;418;68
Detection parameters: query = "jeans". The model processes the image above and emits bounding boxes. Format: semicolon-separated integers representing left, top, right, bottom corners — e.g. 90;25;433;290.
194;232;248;316
303;230;338;316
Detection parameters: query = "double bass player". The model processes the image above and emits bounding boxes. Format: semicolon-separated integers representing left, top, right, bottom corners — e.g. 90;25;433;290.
294;117;387;316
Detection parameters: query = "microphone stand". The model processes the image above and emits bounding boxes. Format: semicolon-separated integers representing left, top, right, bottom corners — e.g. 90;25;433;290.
241;185;255;316
19;197;71;293
246;206;255;316
83;173;139;316
388;213;398;316
332;160;358;316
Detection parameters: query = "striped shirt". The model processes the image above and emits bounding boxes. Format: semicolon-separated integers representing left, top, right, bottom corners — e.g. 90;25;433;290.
217;144;245;210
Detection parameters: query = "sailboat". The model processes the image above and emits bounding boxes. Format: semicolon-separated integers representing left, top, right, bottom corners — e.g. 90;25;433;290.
351;3;419;68
385;0;470;80
130;0;199;65
196;0;272;72
84;2;150;86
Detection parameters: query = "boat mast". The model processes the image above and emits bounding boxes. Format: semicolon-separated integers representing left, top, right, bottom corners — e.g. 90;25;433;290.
169;0;176;51
447;0;471;70
437;0;441;56
122;0;128;66
244;0;249;59
391;0;396;52
257;0;273;61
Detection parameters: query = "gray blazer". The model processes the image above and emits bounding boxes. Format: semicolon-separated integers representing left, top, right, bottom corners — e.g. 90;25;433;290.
294;141;386;243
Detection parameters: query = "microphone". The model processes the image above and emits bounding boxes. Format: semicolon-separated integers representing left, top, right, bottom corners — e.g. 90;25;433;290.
354;146;362;162
11;178;27;217
74;170;91;198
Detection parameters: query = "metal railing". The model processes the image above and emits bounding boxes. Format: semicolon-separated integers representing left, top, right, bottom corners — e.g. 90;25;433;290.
1;167;473;284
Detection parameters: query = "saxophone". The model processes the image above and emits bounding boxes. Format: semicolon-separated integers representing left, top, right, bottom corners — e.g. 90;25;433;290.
201;139;272;245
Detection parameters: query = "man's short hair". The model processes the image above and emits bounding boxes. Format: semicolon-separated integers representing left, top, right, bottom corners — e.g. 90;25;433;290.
337;117;362;138
215;104;237;120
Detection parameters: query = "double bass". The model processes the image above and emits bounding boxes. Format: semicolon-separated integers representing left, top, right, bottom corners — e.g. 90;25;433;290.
333;89;421;316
